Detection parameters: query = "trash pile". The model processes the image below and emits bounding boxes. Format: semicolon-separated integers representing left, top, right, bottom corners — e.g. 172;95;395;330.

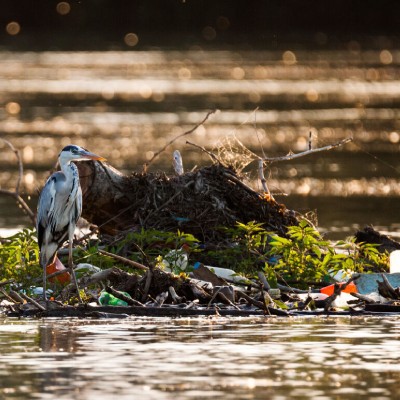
1;135;399;318
2;245;400;318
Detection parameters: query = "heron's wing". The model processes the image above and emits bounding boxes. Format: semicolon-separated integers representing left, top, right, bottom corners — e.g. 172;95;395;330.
36;172;70;248
37;174;57;248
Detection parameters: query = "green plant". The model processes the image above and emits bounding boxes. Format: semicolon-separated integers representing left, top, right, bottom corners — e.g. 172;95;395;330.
328;238;389;276
0;228;41;287
265;221;390;288
266;220;332;286
202;221;270;274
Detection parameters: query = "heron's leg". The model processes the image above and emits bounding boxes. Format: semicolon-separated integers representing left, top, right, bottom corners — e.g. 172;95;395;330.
43;265;47;306
68;227;83;303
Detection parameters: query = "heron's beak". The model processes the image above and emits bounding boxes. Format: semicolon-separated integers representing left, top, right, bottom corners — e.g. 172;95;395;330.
79;150;106;162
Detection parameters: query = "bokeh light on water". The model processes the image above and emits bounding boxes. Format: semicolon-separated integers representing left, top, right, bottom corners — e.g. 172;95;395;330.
1;48;400;238
0;317;399;399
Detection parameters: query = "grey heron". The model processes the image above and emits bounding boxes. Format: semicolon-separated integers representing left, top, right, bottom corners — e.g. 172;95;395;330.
36;144;106;303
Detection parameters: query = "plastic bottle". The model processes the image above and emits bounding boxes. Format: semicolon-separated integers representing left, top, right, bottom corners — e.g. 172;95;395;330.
390;250;400;273
161;245;189;273
98;291;131;306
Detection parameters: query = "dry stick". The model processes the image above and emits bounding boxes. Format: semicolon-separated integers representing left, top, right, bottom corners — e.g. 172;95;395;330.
18;292;46;311
257;160;272;198
324;276;357;312
143;109;217;173
237;291;288;316
8;289;25;303
349;292;377;304
0;139;36;225
186;140;222;164
0;288;19;303
377;273;400;299
263;137;353;163
257;271;271;291
223;171;260;197
207;286;223;308
105;286;145;307
169;286;183;304
141;268;153;303
98;249;148;271
217;291;241;310
142;180;194;226
258;283;271;316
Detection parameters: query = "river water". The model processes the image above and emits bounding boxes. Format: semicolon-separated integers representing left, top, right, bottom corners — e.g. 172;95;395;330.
1;47;400;399
0;316;399;400
1;48;400;238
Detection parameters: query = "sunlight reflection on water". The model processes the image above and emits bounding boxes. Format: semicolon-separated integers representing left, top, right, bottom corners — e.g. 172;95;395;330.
0;316;399;399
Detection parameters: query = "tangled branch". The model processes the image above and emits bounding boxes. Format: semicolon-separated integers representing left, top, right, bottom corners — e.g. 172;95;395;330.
0;139;36;226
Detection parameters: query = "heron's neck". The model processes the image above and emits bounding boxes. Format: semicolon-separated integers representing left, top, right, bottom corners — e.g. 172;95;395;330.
60;160;79;184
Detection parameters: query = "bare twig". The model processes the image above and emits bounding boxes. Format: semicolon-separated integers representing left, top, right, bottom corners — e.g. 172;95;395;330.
155;291;168;307
105;286;145;307
349;292;377;304
98;249;149;271
0;139;36;225
257;271;271;291
207;286;223;308
143;109;217;172
18;292;46;311
141;268;153;302
169;286;184;304
237;291;288;316
185;141;222;164
324;276;357;312
263;137;353;163
257;160;273;197
0;288;19;303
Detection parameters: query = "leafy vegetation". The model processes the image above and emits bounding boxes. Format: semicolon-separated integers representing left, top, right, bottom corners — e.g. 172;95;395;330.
0;228;41;287
0;221;390;292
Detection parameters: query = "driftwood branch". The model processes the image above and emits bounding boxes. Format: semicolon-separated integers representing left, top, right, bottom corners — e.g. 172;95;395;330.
143;109;217;172
0;139;36;225
263;137;353;163
98;249;148;271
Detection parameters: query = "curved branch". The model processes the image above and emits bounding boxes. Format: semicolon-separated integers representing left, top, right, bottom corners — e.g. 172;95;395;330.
142;109;217;173
0;139;36;226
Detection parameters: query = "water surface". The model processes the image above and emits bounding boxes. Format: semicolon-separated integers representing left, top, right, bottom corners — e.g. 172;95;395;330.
1;49;400;238
0;316;399;399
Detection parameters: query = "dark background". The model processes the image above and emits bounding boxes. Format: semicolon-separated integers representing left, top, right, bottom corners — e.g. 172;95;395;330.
0;0;399;50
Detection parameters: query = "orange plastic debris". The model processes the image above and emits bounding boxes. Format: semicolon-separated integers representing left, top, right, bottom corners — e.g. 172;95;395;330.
320;281;358;296
46;256;71;284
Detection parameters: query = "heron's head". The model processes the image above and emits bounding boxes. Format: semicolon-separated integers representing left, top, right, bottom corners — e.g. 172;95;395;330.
59;145;106;164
